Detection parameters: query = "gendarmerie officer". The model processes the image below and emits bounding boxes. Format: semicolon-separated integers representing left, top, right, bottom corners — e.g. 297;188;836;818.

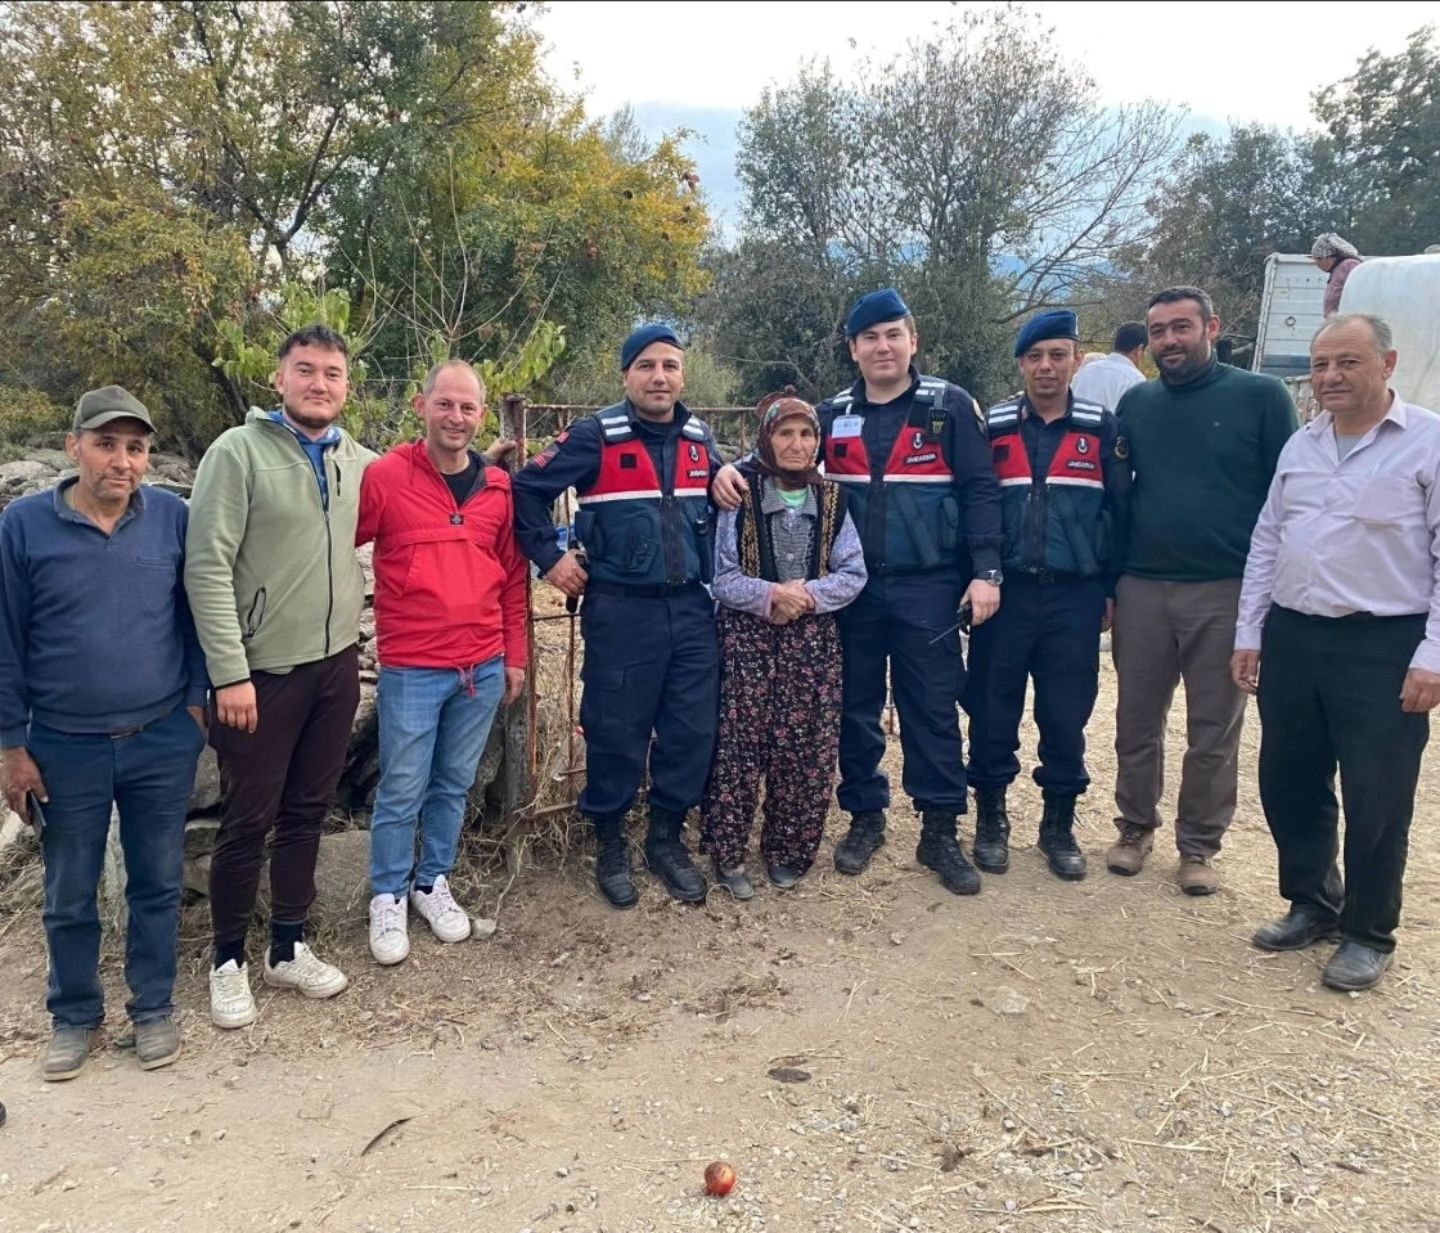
963;310;1130;880
513;324;721;908
714;289;1004;895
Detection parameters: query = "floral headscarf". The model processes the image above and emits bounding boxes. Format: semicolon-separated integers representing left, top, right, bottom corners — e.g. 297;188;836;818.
755;388;822;485
1311;233;1360;261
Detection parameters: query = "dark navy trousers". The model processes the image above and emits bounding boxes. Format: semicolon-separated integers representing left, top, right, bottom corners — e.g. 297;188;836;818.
578;586;718;820
32;704;204;1028
836;572;969;815
964;576;1105;796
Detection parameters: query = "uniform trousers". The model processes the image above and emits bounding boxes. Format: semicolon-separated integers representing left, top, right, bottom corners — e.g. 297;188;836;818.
577;585;718;821
700;608;843;872
835;572;968;814
964;575;1105;796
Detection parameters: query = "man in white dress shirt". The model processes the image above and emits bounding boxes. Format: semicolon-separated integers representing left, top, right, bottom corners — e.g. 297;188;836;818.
1072;322;1147;411
1232;313;1440;992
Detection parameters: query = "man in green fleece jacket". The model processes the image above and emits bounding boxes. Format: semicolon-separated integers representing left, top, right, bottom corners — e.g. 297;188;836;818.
185;324;377;1029
1107;287;1298;894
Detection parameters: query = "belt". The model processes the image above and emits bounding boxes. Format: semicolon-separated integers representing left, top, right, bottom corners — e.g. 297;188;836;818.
1274;604;1421;625
110;712;171;740
585;580;706;599
1014;569;1092;586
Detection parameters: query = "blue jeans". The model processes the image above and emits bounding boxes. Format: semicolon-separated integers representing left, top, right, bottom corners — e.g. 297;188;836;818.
370;658;506;897
31;705;204;1028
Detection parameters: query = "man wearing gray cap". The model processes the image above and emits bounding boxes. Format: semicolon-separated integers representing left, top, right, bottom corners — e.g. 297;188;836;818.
0;387;208;1080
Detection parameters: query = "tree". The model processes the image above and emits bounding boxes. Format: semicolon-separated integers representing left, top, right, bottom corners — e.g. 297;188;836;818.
1117;126;1326;342
1311;26;1440;255
1110;26;1440;347
0;1;710;455
704;7;1180;404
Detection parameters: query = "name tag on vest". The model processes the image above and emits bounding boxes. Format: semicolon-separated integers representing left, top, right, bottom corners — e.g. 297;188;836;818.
831;415;863;439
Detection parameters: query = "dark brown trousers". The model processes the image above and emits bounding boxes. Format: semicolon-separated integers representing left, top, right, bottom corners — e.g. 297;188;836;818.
208;645;360;947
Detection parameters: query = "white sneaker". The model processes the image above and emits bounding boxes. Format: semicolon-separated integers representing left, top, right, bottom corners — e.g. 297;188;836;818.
210;960;257;1030
263;941;349;999
410;875;472;943
369;893;411;966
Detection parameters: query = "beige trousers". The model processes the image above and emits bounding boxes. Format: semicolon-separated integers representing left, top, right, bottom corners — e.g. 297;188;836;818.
1111;575;1246;858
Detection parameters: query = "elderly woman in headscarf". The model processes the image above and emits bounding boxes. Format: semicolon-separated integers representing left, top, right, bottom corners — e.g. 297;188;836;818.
700;391;867;898
1311;233;1363;316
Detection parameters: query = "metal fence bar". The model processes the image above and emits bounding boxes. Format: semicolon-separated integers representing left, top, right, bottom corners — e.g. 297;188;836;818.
502;397;899;816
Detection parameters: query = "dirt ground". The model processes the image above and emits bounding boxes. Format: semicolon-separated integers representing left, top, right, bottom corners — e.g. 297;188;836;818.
2;653;1439;1233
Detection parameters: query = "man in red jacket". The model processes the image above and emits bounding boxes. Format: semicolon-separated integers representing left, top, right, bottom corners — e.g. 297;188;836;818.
357;360;529;965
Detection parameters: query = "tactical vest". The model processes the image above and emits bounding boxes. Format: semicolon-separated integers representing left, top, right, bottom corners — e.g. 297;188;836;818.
821;376;961;573
986;397;1109;577
573;403;714;588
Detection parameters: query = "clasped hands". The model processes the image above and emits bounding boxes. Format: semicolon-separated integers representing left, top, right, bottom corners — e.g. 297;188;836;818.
769;580;815;625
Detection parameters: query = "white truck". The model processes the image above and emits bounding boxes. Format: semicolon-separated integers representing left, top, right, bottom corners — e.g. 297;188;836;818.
1253;250;1440;416
1252;253;1330;382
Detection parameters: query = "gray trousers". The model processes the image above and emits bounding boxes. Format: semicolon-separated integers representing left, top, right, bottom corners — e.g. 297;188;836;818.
1111;575;1246;858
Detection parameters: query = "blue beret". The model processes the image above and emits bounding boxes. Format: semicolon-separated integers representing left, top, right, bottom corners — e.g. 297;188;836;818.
1014;309;1080;357
620;323;683;371
845;288;910;338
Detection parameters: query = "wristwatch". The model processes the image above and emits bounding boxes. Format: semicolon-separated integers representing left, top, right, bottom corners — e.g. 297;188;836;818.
975;569;1004;586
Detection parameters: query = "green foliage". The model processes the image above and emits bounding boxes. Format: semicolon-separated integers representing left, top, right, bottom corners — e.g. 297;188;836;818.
706;8;1178;404
1312;26;1440;254
1120;126;1329;340
476;322;568;403
549;337;740;409
1114;26;1440;346
0;1;708;459
214;284;374;397
0;386;70;451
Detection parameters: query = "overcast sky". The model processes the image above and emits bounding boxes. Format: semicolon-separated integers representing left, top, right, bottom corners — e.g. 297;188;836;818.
540;0;1433;128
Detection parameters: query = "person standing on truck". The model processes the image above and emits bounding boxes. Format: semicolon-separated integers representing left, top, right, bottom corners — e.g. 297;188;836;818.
964;311;1130;883
512;325;723;910
186;325;376;1029
1234;314;1440;992
1107;287;1298;894
711;289;1005;897
1311;233;1364;317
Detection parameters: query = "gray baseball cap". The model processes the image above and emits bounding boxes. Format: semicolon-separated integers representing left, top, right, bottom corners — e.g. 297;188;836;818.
73;385;156;433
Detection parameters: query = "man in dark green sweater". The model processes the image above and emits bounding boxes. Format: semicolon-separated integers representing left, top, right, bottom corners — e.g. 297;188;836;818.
1107;286;1298;893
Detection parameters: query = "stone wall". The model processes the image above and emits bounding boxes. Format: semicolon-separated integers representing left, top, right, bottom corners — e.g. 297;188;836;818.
0;452;526;895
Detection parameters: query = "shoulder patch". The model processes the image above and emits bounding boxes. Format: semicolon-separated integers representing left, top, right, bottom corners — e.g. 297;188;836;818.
987;400;1022;422
1115;434;1130;461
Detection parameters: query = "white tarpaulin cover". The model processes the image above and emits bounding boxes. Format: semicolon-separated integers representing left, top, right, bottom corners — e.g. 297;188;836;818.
1339;254;1440;412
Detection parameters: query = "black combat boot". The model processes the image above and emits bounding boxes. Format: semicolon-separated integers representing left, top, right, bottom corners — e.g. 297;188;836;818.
833;810;887;875
1038;791;1087;881
644;806;707;903
972;787;1011;874
915;811;981;895
591;815;638;908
